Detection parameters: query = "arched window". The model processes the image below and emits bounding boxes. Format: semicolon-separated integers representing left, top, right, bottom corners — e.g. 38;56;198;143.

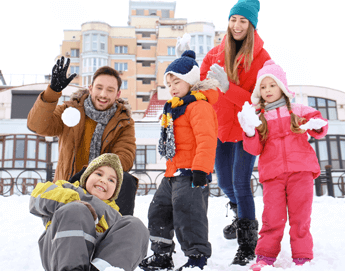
308;97;337;120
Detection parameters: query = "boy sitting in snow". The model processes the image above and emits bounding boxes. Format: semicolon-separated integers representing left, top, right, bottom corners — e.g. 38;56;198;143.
30;153;149;271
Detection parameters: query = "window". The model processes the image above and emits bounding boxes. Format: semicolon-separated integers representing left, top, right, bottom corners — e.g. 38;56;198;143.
115;46;128;54
71;49;79;57
70;66;79;75
0;135;57;169
199;46;204;54
161;9;170;18
115;62;128;72
142;32;151;38
84;34;90;51
168;46;175;56
100;35;106;51
308;97;337;120
92;34;98;51
149;9;157;15
137;94;150;102
309;135;345;170
142;78;152;85
121;80;128;90
135;145;156;169
136;9;144;15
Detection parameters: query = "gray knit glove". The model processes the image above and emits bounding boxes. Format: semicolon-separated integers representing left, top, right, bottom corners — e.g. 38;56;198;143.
206;64;229;93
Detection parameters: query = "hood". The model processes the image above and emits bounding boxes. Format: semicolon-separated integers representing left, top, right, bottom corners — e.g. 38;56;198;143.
68;88;132;117
190;78;220;105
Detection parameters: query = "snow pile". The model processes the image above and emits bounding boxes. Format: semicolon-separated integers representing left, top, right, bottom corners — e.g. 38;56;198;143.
1;194;344;270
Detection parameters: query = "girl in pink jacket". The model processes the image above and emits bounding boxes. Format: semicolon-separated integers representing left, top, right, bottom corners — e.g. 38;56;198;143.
237;60;328;270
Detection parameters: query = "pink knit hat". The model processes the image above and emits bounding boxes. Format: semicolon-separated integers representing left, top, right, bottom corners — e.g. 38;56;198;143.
251;60;295;104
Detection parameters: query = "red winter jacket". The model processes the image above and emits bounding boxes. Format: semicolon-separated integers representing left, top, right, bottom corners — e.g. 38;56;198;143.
243;104;328;183
200;31;271;142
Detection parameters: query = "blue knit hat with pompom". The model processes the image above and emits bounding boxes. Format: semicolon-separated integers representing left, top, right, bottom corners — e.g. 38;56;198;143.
164;50;200;87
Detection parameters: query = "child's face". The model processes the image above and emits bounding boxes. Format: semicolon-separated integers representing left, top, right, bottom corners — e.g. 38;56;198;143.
85;166;117;201
166;74;191;98
228;15;250;41
260;77;283;103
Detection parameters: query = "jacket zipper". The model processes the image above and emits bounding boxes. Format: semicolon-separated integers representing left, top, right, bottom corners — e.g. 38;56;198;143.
277;108;288;172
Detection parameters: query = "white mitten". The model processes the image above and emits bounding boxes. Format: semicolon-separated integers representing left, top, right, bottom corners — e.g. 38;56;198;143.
176;33;191;58
300;118;327;130
206;64;229;93
237;102;262;137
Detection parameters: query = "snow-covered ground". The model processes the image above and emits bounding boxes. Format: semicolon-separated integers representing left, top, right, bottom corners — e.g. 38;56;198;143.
2;194;345;271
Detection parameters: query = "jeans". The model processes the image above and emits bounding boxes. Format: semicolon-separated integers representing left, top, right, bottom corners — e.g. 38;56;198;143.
215;139;256;220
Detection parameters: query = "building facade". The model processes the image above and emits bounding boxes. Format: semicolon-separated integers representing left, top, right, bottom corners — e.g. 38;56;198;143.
59;0;224;112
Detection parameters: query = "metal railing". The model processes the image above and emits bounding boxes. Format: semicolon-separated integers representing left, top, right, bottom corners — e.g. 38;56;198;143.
1;165;344;198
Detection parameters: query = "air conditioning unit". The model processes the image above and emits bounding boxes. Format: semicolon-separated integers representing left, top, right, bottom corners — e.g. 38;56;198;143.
178;25;184;30
171;25;177;30
65;52;70;56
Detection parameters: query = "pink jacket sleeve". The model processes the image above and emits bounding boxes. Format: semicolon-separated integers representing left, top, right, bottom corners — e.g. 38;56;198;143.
242;130;264;156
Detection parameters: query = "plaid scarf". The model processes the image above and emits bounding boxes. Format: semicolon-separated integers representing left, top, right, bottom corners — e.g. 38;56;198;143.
158;91;207;160
84;95;117;163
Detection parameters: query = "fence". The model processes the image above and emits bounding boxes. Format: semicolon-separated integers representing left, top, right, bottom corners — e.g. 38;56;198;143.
1;165;345;197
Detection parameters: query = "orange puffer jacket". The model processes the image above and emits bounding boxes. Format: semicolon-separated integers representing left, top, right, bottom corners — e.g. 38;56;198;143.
164;79;219;177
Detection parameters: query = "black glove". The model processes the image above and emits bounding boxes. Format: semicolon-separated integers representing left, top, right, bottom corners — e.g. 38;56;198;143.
192;170;208;187
68;167;87;184
50;56;77;92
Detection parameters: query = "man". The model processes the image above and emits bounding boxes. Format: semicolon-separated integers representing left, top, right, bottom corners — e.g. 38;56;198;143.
27;56;138;215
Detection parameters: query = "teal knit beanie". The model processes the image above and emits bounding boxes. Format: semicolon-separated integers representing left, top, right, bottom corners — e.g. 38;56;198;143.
229;0;260;29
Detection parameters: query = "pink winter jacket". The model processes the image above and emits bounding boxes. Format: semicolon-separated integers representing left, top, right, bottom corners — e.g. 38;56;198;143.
243;104;328;183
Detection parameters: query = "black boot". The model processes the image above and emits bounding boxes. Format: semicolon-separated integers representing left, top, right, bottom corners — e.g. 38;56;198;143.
176;255;207;270
231;218;258;266
223;201;238;240
139;252;174;270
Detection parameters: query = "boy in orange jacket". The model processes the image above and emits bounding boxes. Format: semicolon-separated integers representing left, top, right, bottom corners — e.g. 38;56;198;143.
139;51;219;271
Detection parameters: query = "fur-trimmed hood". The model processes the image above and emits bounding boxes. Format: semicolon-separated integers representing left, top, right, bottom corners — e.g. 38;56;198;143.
190;78;220;106
69;88;132;117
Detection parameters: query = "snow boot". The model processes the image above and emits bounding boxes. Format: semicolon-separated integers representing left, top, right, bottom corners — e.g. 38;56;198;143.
249;255;276;270
176;255;207;270
139;252;174;270
293;258;311;266
231;218;258;266
223;201;238;240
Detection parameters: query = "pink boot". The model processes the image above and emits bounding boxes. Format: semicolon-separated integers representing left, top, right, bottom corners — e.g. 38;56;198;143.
249;255;276;271
293;258;311;266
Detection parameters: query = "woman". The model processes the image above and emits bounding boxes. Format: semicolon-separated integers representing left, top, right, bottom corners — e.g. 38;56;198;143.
200;0;271;266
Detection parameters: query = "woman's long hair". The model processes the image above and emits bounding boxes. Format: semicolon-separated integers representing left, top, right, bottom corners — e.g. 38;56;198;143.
224;23;255;84
256;94;307;140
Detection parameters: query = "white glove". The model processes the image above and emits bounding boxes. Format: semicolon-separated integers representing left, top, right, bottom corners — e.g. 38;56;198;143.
237;102;262;137
206;64;229;93
300;118;327;131
176;33;191;58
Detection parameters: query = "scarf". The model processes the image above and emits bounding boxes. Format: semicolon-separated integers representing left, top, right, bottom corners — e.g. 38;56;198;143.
84;95;117;163
158;91;207;160
265;97;286;111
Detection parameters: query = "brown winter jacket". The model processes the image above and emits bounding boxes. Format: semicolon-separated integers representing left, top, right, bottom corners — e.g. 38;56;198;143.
27;86;136;181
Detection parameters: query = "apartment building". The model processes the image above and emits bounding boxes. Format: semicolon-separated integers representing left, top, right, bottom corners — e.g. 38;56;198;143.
59;0;225;113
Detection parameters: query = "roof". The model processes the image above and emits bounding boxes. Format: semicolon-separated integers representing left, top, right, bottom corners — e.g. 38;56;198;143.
143;91;166;119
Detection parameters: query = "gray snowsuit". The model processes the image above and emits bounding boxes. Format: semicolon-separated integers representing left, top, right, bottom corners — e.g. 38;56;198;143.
29;180;149;271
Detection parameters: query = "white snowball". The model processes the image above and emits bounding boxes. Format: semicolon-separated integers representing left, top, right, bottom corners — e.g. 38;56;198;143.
61;107;81;127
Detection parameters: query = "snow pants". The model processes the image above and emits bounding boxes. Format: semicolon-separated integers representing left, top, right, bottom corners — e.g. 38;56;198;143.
148;176;212;257
255;171;314;259
38;202;149;271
